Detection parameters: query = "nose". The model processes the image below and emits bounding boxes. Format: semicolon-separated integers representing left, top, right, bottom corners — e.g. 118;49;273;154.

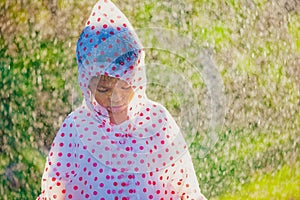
110;89;122;103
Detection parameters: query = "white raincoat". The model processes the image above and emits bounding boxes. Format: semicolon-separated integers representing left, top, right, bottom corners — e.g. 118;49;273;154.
37;0;206;199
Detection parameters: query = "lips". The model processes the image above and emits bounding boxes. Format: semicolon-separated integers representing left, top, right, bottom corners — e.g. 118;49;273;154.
107;104;126;113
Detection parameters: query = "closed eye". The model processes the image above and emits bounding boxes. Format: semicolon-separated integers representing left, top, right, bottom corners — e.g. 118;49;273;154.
97;87;109;93
121;85;131;90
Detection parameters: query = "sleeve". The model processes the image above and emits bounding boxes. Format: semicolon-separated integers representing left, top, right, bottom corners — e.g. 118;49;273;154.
165;151;207;200
37;115;77;200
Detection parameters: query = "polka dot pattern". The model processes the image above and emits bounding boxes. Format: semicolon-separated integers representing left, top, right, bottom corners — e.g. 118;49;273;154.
37;0;206;199
38;110;206;200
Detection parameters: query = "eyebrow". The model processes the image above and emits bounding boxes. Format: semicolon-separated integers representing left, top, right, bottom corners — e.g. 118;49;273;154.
98;84;129;89
97;80;116;86
97;84;113;89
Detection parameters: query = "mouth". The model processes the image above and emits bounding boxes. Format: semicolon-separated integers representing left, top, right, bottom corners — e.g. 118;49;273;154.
107;104;127;113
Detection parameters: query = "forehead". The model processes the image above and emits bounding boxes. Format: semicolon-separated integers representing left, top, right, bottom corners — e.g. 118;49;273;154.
90;76;128;87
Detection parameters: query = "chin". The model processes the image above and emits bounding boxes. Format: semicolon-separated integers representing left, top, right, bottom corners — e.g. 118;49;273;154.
108;105;128;114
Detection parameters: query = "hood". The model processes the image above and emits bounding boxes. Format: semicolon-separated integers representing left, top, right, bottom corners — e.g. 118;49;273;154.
76;0;146;120
73;1;189;174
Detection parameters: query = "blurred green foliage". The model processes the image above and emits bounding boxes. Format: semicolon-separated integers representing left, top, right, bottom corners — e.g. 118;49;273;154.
0;0;299;199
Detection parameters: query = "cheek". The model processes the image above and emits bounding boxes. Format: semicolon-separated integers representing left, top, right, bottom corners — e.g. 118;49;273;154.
126;89;135;102
94;94;108;107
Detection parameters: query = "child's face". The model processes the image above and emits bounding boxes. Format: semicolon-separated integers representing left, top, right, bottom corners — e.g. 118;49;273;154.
89;76;134;114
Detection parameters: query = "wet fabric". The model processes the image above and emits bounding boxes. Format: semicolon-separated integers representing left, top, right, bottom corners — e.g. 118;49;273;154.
37;0;206;199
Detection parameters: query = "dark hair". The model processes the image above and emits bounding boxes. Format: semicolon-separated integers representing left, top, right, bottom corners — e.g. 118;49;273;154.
76;26;141;69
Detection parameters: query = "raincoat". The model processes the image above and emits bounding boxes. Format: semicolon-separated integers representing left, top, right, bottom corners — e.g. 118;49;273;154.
37;0;206;199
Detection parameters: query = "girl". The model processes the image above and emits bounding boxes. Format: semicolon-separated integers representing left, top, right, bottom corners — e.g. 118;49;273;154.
37;0;206;199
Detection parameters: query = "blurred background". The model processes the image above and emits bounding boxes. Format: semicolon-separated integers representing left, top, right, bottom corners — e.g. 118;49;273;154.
0;0;299;199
